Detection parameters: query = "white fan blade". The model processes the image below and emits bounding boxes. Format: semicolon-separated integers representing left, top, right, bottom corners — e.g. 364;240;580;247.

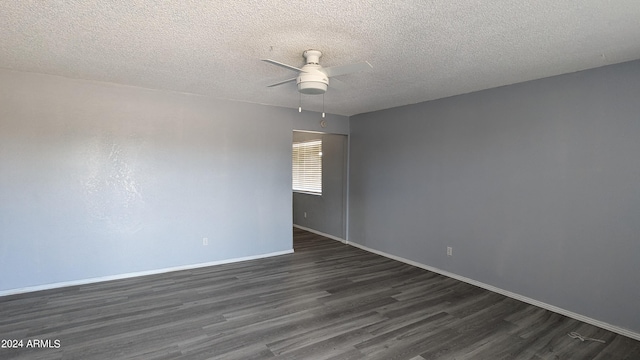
328;77;347;90
267;78;297;87
322;61;372;77
262;59;304;73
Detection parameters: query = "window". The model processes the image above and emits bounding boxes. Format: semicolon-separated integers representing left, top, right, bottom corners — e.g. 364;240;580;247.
292;139;322;195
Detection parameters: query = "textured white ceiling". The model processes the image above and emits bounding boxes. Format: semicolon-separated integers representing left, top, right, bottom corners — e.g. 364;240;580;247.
2;1;640;116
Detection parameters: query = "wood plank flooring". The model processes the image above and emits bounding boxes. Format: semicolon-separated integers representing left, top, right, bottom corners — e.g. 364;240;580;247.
1;228;639;359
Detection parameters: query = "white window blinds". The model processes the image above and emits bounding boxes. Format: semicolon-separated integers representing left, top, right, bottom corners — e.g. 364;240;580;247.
292;139;322;194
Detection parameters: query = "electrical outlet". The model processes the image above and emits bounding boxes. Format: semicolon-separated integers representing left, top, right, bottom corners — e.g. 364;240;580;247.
304;212;307;218
203;237;208;246
447;247;452;256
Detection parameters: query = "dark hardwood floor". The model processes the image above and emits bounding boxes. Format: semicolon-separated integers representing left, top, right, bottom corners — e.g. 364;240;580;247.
1;228;639;359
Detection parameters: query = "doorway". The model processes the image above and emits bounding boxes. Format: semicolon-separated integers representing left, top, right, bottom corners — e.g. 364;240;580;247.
292;131;348;241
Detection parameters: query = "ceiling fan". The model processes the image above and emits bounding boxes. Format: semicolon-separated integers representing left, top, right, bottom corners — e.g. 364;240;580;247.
262;49;372;95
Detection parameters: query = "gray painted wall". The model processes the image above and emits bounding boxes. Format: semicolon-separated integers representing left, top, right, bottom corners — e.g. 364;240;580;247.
0;69;304;292
349;60;640;333
292;132;348;239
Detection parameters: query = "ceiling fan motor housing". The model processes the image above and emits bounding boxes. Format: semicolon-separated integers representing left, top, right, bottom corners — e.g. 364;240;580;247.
297;67;328;94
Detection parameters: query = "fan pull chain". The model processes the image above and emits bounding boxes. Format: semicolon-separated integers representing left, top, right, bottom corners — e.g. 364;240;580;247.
322;94;325;118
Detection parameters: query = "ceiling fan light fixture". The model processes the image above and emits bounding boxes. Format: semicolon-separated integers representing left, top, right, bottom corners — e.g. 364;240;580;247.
296;71;328;94
297;81;327;94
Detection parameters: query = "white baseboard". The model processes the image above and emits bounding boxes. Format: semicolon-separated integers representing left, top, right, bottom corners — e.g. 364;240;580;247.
293;224;347;244
347;240;640;341
0;249;293;297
